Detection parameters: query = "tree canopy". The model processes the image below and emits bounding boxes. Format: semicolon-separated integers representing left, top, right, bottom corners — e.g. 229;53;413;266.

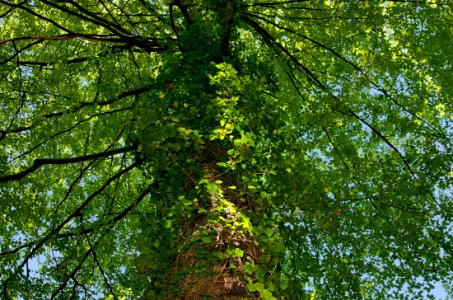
0;0;452;299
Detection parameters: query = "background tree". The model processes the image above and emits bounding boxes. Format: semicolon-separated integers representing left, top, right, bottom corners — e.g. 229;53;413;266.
0;0;452;299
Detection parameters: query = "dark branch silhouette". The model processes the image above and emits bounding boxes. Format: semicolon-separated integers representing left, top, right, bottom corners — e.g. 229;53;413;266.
38;0;130;37
247;11;449;141
239;1;313;9
2;186;151;260
50;238;96;300
0;0;75;34
242;16;325;88
2;162;138;298
220;0;235;57
0;85;152;143
0;145;137;183
348;109;416;177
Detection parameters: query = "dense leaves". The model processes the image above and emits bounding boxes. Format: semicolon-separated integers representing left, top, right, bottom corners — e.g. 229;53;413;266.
0;0;452;299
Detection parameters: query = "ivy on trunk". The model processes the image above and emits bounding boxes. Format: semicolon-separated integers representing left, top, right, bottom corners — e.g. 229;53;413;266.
0;0;452;299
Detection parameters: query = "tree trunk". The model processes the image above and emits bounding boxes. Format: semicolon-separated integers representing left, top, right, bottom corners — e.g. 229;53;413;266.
159;158;261;299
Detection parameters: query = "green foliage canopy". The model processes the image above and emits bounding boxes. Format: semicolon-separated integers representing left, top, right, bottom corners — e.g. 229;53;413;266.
0;0;452;299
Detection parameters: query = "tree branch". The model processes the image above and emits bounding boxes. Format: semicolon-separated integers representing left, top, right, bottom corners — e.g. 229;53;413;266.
239;1;311;8
246;12;363;72
56;185;152;239
50;238;96;299
10;107;133;160
248;12;450;141
0;145;137;183
39;165;138;258
39;0;130;37
0;0;75;34
242;16;325;88
0;34;125;46
4;44;156;68
173;0;192;26
2;186;151;265
386;0;450;6
367;83;450;141
0;40;43;66
51;182;148;300
0;241;34;256
54;160;99;215
220;0;235;57
0;85;150;143
89;246;118;300
348;109;416;177
0;34;168;53
2;162;138;297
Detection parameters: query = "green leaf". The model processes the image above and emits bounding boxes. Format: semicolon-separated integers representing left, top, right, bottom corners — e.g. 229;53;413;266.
244;262;254;275
201;236;213;244
261;289;276;300
248;282;264;293
211;252;224;260
234;248;244;258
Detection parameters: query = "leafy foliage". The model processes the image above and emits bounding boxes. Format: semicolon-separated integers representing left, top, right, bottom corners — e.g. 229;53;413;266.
0;0;452;299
